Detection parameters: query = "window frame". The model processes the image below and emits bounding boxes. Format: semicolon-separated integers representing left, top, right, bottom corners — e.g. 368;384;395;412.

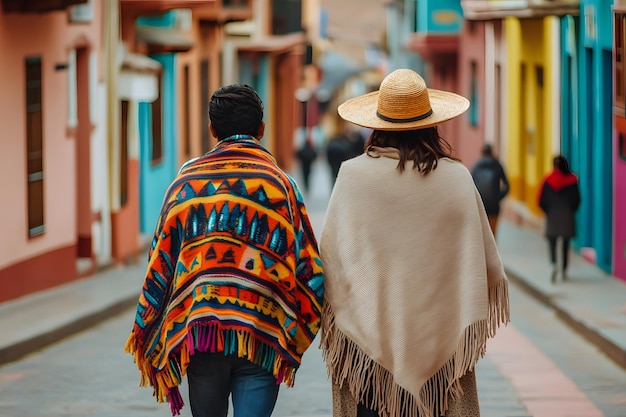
150;71;163;165
615;13;626;112
25;56;45;238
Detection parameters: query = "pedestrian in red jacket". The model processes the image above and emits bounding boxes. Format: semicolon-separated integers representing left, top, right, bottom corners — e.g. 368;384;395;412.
538;155;581;283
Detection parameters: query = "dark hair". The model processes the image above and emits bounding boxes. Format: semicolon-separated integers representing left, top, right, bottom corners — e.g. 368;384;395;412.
365;127;457;174
209;84;264;140
482;143;493;156
554;155;571;174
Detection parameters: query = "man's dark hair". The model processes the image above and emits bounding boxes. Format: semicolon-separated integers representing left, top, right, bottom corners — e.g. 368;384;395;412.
482;143;493;157
365;127;458;175
209;84;264;140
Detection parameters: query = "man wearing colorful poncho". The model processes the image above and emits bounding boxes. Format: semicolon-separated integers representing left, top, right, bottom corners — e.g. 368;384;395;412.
126;84;325;417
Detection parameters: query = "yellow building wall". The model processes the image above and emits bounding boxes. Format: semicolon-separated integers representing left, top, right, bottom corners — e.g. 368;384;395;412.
505;16;558;216
505;17;523;204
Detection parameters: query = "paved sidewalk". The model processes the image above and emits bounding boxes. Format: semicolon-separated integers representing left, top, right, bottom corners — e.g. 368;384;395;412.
496;219;626;369
0;262;146;365
1;162;626;370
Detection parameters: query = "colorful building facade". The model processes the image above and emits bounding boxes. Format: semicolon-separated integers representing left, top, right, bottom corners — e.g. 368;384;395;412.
113;1;252;260
565;0;613;273
222;0;308;172
456;16;506;169
0;0;107;302
504;14;561;216
612;1;626;281
406;0;466;154
0;0;260;302
460;0;616;277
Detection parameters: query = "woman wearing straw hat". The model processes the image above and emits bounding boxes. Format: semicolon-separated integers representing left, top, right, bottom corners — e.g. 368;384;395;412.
319;69;510;417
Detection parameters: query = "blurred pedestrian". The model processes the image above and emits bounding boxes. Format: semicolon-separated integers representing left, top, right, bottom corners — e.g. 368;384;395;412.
348;127;366;157
326;135;354;185
538;154;581;283
296;137;318;193
471;143;510;236
326;121;367;185
319;69;510;417
125;84;325;417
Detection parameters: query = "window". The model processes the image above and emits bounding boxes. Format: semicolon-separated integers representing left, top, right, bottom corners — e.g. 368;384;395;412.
469;20;476;34
201;59;210;153
272;0;302;35
615;13;625;111
25;57;45;237
224;0;247;7
469;61;479;127
535;65;544;88
183;65;190;160
120;100;129;205
151;72;163;165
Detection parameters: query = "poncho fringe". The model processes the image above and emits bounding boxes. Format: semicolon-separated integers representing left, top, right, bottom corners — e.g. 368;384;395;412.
125;321;297;416
320;279;509;417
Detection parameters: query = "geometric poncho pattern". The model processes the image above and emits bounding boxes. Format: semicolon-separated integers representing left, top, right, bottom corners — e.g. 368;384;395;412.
125;136;325;416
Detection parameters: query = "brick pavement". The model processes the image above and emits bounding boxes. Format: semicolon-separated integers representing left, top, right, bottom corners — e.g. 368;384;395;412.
486;325;603;417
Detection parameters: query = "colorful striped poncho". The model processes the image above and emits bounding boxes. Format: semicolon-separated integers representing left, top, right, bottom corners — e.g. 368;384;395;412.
125;135;325;415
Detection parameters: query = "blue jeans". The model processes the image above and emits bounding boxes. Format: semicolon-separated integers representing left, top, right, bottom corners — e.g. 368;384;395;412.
187;352;280;417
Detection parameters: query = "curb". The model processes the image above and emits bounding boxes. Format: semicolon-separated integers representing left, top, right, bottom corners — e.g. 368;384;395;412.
505;268;626;371
0;295;137;366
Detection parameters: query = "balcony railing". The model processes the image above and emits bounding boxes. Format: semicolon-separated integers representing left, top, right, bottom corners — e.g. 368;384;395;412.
2;0;88;13
120;0;216;13
461;0;580;19
191;0;252;23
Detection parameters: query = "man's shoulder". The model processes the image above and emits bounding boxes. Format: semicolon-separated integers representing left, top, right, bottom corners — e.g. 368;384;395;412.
178;156;202;173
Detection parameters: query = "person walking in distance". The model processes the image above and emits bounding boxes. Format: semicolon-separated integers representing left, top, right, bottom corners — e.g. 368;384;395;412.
471;143;509;236
295;136;318;193
538;154;581;283
326;120;364;186
125;84;325;417
319;69;510;417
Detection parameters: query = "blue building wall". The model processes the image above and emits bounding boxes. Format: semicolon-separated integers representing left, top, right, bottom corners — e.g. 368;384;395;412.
136;11;181;234
239;54;270;147
561;16;577;160
416;0;463;33
568;0;613;272
138;54;178;234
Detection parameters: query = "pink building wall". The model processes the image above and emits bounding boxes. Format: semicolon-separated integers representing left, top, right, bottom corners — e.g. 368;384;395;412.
457;21;487;169
0;3;102;301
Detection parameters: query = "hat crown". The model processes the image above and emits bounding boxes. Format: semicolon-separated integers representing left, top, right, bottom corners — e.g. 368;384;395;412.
336;68;469;131
377;69;432;122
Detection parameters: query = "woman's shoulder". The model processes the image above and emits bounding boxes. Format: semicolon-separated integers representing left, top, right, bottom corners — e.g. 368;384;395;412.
439;158;473;177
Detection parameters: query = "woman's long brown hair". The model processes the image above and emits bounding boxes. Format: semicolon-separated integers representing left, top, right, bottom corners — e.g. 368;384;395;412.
365;127;458;175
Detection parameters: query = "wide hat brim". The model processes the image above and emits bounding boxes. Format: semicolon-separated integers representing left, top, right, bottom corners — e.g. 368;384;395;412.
338;88;470;131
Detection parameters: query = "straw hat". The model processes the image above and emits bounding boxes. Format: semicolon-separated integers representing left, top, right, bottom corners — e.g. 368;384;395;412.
338;69;469;131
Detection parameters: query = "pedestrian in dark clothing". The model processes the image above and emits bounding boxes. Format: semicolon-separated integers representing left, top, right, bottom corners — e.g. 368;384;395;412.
471;144;509;236
326;133;354;184
348;129;366;157
326;124;367;185
296;138;318;193
538;154;581;283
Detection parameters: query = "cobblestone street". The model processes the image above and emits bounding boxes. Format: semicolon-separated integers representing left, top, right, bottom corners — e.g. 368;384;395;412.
1;161;625;417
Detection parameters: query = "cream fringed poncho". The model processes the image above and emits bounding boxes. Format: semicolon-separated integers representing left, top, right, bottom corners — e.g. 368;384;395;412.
319;148;510;417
